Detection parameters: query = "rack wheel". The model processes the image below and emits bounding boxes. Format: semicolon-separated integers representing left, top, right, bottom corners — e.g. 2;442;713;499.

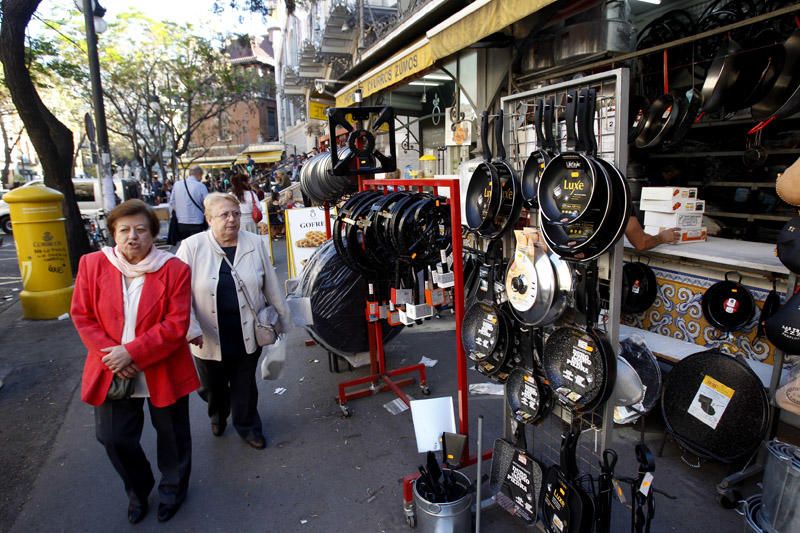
339;404;352;418
717;489;741;509
420;385;431;396
405;514;416;528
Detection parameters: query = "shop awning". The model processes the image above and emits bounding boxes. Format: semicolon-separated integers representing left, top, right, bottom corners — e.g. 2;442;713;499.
235;143;285;165
335;0;557;107
179;155;236;169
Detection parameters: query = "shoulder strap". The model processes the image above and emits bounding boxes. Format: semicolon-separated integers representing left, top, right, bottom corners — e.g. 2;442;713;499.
220;252;263;326
184;179;204;213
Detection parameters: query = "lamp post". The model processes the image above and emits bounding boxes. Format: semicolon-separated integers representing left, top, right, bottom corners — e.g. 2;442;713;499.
77;0;115;211
148;96;165;182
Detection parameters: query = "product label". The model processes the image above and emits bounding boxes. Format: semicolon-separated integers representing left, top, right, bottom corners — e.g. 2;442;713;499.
520;375;541;415
687;375;735;429
724;297;740;314
501;450;536;522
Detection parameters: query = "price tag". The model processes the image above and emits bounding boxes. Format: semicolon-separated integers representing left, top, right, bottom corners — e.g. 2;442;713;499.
639;472;654;497
433;271;455;288
391;288;413;305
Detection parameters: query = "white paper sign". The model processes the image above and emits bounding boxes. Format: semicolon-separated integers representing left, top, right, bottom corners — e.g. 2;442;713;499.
445;108;472;146
410;397;456;453
687;375;735;430
285;207;328;277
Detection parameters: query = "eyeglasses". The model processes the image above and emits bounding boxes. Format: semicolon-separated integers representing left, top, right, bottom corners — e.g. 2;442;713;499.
213;210;241;220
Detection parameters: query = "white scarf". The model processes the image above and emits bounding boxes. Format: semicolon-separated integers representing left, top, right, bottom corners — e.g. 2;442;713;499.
101;245;174;278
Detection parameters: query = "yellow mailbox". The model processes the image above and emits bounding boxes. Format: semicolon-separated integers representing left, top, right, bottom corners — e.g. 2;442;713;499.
4;185;74;319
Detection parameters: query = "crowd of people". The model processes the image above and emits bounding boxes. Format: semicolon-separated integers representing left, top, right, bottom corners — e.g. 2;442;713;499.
71;192;290;524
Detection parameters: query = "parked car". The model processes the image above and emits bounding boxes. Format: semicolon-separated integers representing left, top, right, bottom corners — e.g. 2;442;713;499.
0;178;140;235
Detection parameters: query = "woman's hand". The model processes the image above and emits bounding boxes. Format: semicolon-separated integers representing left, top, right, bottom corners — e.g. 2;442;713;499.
189;336;204;348
117;363;141;379
101;345;134;373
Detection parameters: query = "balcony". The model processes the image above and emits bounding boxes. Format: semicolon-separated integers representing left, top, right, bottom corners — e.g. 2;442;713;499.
297;39;326;80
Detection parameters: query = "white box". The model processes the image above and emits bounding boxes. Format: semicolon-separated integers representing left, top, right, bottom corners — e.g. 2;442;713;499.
644;210;704;229
645;226;707;244
640;187;698;201
639;198;705;213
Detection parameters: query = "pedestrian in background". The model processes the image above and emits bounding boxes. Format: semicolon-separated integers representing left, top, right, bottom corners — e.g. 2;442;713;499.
230;173;261;233
169;166;208;241
71;200;199;524
176;193;290;450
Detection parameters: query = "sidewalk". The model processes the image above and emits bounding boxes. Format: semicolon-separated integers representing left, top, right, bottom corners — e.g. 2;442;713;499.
2;243;754;533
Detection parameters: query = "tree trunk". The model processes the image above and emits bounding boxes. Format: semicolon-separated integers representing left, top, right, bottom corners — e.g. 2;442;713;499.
0;0;90;273
0;115;11;187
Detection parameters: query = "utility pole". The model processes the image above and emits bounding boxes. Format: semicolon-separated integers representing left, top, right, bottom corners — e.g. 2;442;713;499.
80;0;116;211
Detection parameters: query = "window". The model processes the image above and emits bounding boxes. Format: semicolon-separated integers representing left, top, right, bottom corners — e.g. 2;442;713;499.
73;182;95;202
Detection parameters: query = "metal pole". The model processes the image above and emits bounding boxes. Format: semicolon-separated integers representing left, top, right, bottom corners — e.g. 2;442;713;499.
81;0;115;211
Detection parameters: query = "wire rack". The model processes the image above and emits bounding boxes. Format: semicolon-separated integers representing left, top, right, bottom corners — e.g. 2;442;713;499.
499;69;631;483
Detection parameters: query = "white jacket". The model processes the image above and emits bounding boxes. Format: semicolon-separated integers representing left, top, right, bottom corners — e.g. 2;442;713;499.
176;229;290;361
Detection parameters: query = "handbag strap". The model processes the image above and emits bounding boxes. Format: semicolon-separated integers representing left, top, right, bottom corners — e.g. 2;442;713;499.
184;179;205;215
220;252;266;327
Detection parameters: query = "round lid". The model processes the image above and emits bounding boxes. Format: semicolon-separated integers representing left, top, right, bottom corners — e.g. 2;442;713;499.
505;251;538;312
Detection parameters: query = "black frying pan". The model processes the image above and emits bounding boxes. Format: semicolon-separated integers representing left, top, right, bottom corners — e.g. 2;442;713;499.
542;426;596;533
663;87;702;149
487;109;524;239
505;367;553;425
462;261;507;361
621;261;658;314
521;99;553;208
701;271;756;332
661;349;770;463
635;91;683;149
538;90;599;225
465;112;501;231
752;29;800;123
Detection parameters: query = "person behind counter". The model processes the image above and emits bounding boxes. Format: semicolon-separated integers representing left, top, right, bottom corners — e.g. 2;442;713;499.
71;200;199;524
625;215;679;251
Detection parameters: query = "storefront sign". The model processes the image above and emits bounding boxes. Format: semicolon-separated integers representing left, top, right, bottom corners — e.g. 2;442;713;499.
336;43;434;107
285;207;329;277
308;99;333;122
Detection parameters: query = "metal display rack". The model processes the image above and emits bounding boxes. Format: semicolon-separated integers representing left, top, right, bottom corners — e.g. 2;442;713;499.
497;68;631;480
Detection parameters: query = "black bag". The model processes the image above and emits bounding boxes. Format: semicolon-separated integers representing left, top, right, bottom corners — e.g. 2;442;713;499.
167;211;179;246
106;374;135;401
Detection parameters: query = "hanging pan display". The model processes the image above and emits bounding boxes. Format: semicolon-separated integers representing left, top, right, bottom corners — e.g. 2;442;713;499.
621;260;659;314
661;349;770;463
465;112;501;232
701;272;756;332
521;98;555;208
462;259;508;362
634;91;683;149
505;367;553;425
538;90;599;225
486;109;524;239
663;87;703;149
542;426;596;533
752;29;800;122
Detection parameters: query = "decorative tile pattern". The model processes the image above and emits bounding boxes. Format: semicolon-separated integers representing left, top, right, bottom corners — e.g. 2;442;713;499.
621;266;776;364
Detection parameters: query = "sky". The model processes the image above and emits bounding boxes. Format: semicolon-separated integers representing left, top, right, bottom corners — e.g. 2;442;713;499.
35;0;277;39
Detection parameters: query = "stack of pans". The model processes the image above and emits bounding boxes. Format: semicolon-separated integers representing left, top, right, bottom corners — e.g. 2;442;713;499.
301;148;356;205
538;88;631;262
332;190;452;275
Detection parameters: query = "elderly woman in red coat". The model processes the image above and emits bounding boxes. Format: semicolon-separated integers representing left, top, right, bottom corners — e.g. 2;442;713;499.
71;200;199;525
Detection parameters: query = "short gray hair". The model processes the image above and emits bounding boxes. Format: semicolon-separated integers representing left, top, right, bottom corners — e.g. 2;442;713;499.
189;165;204;177
204;192;240;214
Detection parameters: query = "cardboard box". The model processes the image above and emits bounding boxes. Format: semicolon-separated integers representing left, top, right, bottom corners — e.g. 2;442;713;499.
640;187;698;201
640;198;705;213
645;226;707;244
644;210;704;229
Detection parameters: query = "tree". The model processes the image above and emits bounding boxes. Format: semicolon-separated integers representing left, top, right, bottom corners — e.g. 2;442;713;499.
0;0;90;270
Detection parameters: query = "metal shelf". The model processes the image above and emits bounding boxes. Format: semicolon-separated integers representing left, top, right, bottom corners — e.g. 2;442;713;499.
687;181;776;189
649;148;800;159
704;210;791;222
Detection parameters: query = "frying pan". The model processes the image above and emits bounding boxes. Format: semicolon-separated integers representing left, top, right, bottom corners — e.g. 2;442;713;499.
634;91;682;149
752;29;800;122
505;230;549;324
462;261;507;361
538;90;599;225
663;87;703;149
621;260;658;314
486;109;524;239
465;112;501;232
628;95;650;145
619;336;662;415
505;366;553;425
701;271;756;332
521;99;554;208
475;313;522;384
661;349;770;463
490;425;543;525
542;426;596;533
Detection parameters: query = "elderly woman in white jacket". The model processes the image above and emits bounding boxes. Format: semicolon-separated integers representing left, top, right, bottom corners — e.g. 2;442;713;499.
176;192;289;449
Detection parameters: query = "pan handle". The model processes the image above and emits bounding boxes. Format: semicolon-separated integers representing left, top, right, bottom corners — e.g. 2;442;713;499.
565;90;578;151
481;111;491;162
544;96;556;151
495;109;506;160
724;271;742;284
586;88;598;155
534;99;545;151
576;89;587;153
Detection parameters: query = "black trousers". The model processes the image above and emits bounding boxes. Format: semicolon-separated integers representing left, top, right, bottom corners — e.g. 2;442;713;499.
194;351;262;438
94;395;191;507
177;222;206;241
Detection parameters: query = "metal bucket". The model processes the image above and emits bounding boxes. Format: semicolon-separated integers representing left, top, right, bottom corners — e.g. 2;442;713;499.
759;440;800;533
412;469;473;533
744;495;765;532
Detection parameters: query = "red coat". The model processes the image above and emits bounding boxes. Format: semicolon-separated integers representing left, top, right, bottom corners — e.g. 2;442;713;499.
71;251;200;408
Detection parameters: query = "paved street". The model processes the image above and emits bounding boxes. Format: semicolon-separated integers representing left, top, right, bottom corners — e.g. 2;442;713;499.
0;239;754;533
0;236;22;315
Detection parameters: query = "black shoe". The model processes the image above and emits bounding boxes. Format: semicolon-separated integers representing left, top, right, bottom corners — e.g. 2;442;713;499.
244;433;266;449
157;500;183;523
128;501;148;524
211;421;226;436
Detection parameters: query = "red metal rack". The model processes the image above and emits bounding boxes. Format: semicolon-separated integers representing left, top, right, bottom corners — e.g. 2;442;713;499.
335;178;470;440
